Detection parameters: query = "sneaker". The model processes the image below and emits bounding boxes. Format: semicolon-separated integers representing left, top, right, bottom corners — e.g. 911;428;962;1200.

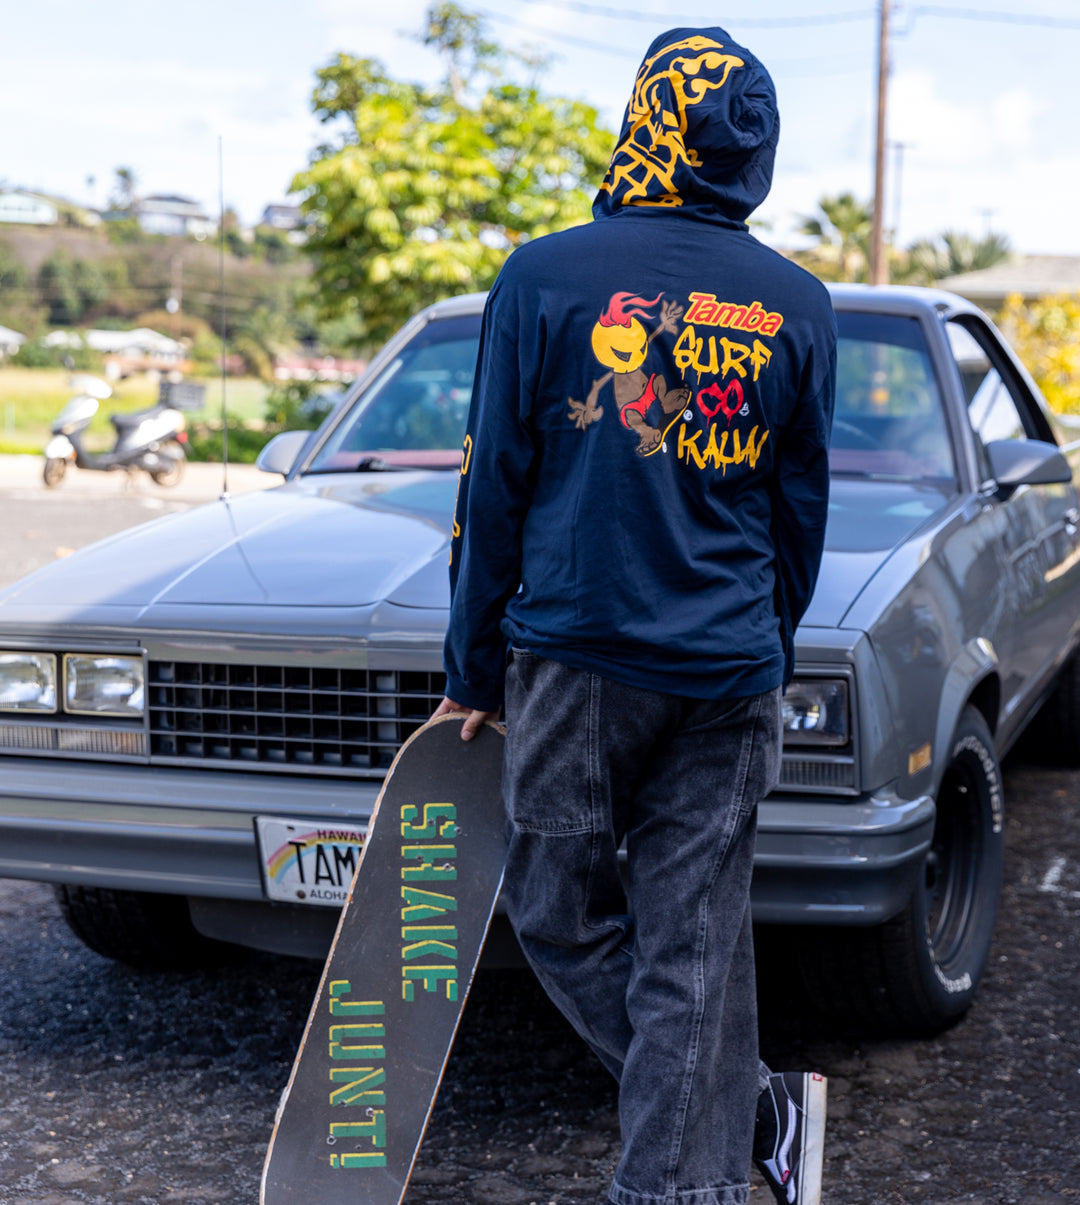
752;1071;827;1205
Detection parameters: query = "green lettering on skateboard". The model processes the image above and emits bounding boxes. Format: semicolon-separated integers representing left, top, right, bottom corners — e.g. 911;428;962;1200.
261;716;505;1205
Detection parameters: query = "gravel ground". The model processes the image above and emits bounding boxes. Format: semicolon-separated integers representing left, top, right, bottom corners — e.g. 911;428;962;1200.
1;751;1078;1205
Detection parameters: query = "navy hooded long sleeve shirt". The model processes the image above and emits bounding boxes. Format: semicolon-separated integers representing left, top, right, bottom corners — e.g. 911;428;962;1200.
444;27;837;711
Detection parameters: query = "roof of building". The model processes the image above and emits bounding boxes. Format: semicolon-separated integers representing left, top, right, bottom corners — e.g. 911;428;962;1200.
939;255;1080;302
42;327;185;356
138;195;211;218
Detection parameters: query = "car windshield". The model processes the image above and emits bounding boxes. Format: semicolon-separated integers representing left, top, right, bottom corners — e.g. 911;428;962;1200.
305;313;481;473
831;311;955;484
304;306;956;485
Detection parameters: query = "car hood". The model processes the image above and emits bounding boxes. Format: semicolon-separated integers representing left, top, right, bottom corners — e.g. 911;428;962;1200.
800;478;954;628
0;472;951;630
0;472;461;615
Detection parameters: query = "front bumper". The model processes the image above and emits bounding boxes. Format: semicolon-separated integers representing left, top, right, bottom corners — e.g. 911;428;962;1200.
0;757;380;898
0;760;933;939
752;787;936;925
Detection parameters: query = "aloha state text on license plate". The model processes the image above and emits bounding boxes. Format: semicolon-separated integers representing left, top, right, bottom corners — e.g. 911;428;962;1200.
255;817;368;907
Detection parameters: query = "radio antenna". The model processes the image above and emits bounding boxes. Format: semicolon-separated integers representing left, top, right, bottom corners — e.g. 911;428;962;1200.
218;134;230;500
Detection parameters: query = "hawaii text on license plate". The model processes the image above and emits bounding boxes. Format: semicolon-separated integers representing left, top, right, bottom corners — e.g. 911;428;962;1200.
255;817;368;906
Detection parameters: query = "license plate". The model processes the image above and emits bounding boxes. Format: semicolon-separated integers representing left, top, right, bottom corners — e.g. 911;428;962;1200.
255;817;368;907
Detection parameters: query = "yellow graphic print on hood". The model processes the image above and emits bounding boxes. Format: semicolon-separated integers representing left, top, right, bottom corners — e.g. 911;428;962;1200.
599;36;744;211
593;26;779;227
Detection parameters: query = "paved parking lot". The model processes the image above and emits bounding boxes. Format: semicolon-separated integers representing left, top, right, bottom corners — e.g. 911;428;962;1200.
0;453;271;591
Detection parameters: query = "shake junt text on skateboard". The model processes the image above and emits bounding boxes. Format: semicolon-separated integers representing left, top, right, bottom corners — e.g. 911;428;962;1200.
321;799;463;1172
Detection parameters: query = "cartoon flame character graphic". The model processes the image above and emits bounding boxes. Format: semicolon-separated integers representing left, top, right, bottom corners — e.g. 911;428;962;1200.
571;291;690;456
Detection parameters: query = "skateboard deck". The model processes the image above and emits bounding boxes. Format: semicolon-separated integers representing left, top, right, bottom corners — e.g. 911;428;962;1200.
641;405;694;457
261;714;506;1205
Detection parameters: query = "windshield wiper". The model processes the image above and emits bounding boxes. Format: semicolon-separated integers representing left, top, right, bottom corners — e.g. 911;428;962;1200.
354;456;406;472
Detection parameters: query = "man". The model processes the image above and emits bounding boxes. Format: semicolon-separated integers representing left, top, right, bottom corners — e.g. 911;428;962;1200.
435;25;836;1205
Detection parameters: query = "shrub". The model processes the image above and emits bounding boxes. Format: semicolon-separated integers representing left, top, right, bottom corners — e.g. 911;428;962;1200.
11;337;104;371
263;380;339;429
996;293;1080;413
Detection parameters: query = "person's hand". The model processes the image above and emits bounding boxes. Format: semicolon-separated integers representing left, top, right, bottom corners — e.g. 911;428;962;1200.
432;696;499;741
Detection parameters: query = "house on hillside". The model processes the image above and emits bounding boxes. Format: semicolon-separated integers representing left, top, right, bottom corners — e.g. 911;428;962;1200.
0;325;26;357
0;191;59;226
0;190;100;228
940;256;1080;310
260;203;303;231
43;327;187;374
135;195;215;239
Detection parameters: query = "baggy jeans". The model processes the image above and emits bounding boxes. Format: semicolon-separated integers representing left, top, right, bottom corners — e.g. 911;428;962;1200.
502;651;782;1205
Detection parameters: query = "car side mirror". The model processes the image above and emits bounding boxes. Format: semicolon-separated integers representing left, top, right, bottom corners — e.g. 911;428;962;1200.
256;430;313;477
985;438;1073;491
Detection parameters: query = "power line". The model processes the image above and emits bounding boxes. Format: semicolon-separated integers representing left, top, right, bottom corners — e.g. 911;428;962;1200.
910;5;1080;30
482;2;1080;65
517;0;874;27
478;3;877;63
475;6;635;56
514;0;1080;33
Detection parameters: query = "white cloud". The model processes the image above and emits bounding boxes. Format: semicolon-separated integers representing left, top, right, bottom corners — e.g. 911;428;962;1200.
991;87;1045;154
889;69;1047;166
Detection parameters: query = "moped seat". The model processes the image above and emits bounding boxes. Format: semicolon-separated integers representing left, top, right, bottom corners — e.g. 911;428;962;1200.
111;404;168;430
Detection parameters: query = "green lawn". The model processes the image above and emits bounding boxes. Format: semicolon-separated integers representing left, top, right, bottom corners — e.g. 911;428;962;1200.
0;368;269;454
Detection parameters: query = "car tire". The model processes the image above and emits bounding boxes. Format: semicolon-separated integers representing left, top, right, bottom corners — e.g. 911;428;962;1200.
43;458;67;488
794;706;1004;1035
53;885;240;971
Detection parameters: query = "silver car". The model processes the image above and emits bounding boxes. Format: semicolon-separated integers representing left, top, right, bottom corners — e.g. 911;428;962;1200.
2;285;1078;1035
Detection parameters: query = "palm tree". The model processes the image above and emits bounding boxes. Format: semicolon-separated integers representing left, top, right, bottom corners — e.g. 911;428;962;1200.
232;306;296;382
109;166;137;213
795;193;873;282
905;231;1012;282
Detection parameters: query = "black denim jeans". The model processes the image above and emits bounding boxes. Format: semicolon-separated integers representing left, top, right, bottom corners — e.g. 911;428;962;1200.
502;650;781;1205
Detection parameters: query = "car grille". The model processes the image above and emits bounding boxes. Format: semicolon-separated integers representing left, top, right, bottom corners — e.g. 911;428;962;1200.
147;661;446;776
777;754;857;795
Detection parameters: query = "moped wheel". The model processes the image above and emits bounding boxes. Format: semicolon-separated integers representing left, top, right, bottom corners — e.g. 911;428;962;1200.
150;444;185;487
43;458;68;488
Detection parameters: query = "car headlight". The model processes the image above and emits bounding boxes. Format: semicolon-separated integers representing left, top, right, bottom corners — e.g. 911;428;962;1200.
0;652;58;713
782;679;848;747
64;655;145;717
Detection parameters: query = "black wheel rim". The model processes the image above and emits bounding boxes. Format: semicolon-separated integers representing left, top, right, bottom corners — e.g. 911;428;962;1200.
923;751;984;973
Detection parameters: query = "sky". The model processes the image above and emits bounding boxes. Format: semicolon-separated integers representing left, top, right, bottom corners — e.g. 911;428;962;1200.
3;0;1079;257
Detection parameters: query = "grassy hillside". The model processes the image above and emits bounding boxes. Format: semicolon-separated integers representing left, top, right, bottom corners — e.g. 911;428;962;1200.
0;225;308;337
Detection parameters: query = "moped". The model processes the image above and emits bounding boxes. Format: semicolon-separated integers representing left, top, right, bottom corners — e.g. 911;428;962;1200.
43;376;198;488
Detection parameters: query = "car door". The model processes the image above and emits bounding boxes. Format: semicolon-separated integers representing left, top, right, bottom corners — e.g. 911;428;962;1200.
947;315;1080;732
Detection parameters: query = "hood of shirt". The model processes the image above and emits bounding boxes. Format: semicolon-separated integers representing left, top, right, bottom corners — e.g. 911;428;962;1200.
593;26;778;228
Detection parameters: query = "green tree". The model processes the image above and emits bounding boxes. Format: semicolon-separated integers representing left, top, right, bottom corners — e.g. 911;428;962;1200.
110;166;138;212
292;3;613;350
794;193;873;282
0;243;45;336
37;251;110;325
253;224;300;265
905;231;1011;283
232;305;297;381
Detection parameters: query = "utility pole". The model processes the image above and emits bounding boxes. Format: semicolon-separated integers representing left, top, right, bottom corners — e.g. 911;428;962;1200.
869;0;891;284
889;140;911;245
168;253;183;343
